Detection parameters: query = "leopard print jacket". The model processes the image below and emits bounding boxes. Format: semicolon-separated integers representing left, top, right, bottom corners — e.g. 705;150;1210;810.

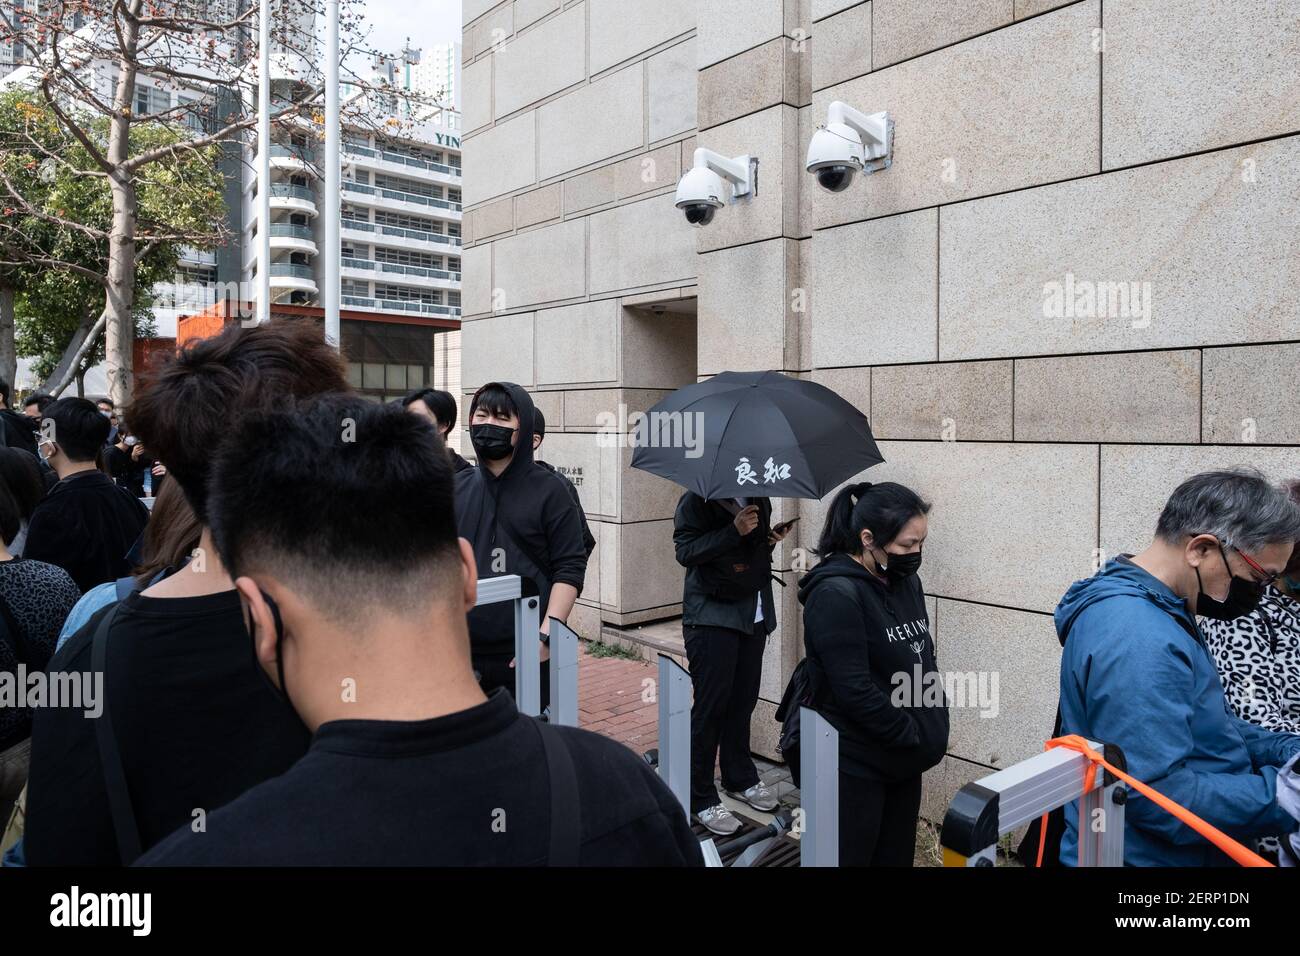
1201;586;1300;736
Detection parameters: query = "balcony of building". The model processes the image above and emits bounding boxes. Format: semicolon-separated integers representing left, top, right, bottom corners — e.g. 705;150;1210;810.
267;260;318;297
268;182;320;217
340;180;461;221
343;142;461;188
268;143;320;178
340;256;460;292
341;217;462;252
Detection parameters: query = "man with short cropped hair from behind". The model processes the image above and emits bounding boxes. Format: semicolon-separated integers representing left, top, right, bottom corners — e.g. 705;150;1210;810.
138;395;703;866
24;320;349;866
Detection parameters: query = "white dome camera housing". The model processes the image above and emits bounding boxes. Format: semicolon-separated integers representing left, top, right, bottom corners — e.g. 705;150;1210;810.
806;123;866;193
674;148;757;227
675;165;729;227
807;102;893;193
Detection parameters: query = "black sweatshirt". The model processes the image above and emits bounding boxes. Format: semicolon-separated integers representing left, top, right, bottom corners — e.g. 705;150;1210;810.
797;553;949;781
24;589;311;865
454;384;589;656
23;470;149;593
138;690;704;866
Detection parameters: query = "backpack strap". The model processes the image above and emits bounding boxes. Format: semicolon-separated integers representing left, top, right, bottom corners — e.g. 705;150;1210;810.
486;480;554;583
90;605;142;865
532;718;580;866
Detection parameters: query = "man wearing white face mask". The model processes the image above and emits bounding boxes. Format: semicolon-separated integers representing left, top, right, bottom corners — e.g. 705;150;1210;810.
24;398;148;592
105;427;146;497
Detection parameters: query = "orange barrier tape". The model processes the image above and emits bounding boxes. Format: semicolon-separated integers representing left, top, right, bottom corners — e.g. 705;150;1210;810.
1034;734;1274;868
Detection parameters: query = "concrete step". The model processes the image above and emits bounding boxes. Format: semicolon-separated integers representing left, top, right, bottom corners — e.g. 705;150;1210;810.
596;616;686;668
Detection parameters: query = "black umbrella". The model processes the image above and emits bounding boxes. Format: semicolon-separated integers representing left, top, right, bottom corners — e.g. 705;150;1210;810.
629;370;883;500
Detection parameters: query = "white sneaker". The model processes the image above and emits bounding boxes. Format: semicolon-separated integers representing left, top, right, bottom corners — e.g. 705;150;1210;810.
696;803;742;836
728;782;779;812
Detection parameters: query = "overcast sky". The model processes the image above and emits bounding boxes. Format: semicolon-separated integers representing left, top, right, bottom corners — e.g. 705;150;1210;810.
354;0;461;62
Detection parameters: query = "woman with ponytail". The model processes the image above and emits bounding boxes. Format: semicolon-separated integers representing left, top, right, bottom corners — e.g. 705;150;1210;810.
796;480;949;865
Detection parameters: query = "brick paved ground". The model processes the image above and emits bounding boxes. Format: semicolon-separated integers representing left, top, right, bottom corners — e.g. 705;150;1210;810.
576;643;799;803
577;647;660;754
575;642;953;865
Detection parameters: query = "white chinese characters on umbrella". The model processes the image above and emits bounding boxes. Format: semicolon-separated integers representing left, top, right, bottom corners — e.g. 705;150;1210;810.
735;456;791;486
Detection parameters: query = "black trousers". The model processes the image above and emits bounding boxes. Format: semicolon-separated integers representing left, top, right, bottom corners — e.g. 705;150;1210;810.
838;771;923;866
473;651;550;713
683;624;765;814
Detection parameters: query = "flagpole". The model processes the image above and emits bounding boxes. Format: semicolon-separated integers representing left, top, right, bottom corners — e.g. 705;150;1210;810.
257;0;272;324
323;0;341;348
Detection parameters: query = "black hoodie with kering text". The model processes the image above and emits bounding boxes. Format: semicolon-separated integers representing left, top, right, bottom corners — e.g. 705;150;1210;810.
797;552;949;781
454;383;589;657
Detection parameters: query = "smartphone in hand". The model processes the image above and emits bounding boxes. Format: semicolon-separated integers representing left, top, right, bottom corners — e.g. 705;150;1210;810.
771;517;800;536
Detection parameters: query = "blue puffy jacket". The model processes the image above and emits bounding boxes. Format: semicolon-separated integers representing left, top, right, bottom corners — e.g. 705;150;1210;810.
1056;556;1300;866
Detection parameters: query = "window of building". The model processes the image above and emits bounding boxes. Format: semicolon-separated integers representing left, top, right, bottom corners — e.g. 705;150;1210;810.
374;173;436;199
134;85;170;117
375;211;437;233
374;283;438;305
375;247;436;269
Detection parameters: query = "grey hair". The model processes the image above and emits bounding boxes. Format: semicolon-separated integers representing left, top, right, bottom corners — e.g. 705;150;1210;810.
1156;467;1300;553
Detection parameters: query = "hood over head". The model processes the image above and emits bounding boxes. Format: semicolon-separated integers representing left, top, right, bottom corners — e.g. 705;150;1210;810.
469;381;536;482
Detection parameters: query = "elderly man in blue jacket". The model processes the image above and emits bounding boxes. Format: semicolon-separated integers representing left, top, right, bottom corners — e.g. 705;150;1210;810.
1057;468;1300;866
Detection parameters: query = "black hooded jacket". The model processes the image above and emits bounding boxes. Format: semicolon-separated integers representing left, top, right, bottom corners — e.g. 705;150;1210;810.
455;383;589;656
0;407;37;456
797;553;949;781
23;469;149;593
537;459;596;557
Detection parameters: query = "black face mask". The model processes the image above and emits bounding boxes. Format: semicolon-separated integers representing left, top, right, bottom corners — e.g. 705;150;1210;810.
471;423;515;461
1195;543;1264;621
873;546;922;581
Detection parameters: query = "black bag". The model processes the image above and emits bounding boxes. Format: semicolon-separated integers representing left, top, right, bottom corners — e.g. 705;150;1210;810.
774;657;825;788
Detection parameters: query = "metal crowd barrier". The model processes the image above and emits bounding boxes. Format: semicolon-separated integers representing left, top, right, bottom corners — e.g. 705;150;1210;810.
940;739;1127;866
471;574;578;724
648;653;840;867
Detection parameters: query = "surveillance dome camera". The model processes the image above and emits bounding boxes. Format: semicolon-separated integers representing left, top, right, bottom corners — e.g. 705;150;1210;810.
806;124;865;192
807;102;892;193
674;149;756;227
674;165;728;228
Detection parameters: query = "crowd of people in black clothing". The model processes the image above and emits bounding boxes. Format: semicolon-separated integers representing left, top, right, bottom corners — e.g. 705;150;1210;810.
0;322;699;867
0;318;1297;869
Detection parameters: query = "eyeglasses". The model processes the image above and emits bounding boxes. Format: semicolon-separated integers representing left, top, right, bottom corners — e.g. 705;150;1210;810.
1230;545;1278;589
1195;534;1279;589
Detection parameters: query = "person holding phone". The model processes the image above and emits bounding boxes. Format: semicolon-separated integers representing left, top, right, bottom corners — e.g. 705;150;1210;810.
672;492;793;835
